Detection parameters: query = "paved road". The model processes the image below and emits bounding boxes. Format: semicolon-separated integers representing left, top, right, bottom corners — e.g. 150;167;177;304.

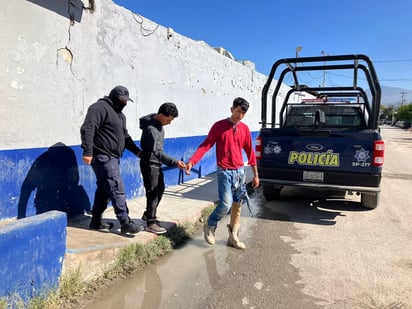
82;126;412;309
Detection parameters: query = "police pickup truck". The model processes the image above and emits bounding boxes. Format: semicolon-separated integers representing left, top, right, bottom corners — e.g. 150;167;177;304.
256;54;384;209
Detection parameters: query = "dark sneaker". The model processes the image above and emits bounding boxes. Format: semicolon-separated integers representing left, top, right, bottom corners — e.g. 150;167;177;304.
89;220;114;232
121;219;144;234
146;223;167;235
141;212;160;225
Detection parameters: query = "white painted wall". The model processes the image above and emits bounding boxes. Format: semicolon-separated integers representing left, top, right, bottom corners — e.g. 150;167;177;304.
0;0;276;151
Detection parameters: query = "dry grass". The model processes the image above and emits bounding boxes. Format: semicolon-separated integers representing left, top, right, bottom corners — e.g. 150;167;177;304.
1;205;215;308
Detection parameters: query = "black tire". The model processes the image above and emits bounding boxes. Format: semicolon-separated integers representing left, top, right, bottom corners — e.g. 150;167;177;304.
361;192;380;209
262;184;281;200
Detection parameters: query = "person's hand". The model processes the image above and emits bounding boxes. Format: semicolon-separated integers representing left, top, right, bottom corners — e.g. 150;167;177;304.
185;162;193;175
252;175;260;189
176;160;186;170
82;156;93;165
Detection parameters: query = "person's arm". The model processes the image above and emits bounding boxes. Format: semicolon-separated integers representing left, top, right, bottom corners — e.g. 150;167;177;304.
250;164;260;189
185;123;218;174
125;136;142;158
156;150;178;167
80;104;101;163
243;125;259;188
145;126;179;167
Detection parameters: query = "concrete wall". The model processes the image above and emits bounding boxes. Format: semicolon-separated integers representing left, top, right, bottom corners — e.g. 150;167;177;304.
0;0;279;222
0;0;289;302
0;210;66;302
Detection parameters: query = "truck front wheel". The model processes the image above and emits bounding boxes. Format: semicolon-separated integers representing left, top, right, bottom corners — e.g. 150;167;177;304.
263;185;281;200
361;192;380;209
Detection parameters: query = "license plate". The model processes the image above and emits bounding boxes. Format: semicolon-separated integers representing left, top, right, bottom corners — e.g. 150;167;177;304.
303;171;324;182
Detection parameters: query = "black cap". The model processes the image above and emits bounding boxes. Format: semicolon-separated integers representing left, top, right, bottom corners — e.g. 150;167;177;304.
109;85;133;102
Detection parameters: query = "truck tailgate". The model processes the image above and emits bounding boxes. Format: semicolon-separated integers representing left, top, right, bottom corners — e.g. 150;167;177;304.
258;128;382;188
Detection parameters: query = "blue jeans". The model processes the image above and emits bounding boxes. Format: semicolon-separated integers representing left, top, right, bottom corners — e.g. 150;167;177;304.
207;167;246;227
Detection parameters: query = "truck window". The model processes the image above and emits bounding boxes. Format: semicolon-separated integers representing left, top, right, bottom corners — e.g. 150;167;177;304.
285;106;364;128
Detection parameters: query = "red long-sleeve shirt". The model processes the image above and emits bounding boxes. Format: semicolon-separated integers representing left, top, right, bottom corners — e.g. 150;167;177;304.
189;118;256;169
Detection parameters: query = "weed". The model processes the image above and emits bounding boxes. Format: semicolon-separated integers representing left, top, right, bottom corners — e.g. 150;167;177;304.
3;205;215;308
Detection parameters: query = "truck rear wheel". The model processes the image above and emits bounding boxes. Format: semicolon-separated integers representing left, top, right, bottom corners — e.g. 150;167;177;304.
263;185;281;200
361;192;380;209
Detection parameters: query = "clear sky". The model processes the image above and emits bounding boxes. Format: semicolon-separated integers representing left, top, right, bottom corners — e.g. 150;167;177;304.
113;0;412;90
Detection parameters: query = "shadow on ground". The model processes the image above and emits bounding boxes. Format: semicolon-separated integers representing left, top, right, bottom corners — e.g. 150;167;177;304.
248;187;371;226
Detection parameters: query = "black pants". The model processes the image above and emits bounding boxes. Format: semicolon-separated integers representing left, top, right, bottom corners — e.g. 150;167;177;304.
140;162;164;223
91;154;129;222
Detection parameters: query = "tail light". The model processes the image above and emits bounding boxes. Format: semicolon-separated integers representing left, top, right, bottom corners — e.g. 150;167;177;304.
256;136;262;160
373;140;384;166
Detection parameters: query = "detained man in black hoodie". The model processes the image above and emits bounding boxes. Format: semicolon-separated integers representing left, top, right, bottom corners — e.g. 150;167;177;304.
139;102;186;234
80;85;144;234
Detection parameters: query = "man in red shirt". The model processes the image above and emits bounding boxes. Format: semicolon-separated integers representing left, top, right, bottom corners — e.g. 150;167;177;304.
185;97;259;249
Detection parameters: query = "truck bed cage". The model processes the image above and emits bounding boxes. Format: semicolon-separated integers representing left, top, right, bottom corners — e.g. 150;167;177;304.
261;54;381;130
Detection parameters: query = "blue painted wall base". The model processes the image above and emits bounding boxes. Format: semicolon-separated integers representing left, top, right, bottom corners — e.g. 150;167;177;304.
0;210;67;303
0;133;258;221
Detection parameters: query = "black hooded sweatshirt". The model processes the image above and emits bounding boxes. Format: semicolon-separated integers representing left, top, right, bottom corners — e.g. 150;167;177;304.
80;95;141;158
139;113;177;167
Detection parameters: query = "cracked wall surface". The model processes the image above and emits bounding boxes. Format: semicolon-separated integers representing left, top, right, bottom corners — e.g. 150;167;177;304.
0;0;270;150
0;0;288;222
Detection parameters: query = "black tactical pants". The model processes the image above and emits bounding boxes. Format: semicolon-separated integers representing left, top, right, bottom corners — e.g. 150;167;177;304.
91;154;129;222
140;162;165;223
